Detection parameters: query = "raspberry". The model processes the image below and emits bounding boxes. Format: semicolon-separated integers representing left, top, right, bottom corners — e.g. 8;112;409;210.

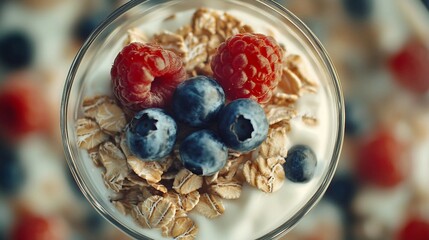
111;42;186;112
355;130;409;188
389;39;429;94
397;217;429;240
11;213;68;240
211;33;283;103
0;76;49;140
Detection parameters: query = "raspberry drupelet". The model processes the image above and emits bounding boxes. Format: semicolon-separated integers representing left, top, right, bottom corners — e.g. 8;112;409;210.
211;33;284;104
111;42;186;112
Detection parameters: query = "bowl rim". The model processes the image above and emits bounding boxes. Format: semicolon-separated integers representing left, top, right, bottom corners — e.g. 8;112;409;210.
61;0;345;239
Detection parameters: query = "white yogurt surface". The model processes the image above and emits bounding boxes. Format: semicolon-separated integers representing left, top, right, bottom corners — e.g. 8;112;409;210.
74;5;340;240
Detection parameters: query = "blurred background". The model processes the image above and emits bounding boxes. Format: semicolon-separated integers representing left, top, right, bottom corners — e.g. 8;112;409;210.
0;0;428;239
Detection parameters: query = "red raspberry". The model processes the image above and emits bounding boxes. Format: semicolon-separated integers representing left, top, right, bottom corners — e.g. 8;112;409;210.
397;217;429;240
211;33;284;103
389;39;429;94
0;76;49;140
111;42;186;111
355;130;409;188
11;213;68;240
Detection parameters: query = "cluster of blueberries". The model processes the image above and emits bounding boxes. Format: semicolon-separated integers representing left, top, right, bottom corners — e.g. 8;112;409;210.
126;76;268;176
126;76;317;182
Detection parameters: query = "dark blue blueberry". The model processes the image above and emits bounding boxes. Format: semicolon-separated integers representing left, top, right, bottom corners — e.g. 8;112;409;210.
0;31;33;70
324;173;358;209
218;99;268;152
126;108;177;161
179;130;227;176
0;140;25;194
74;11;109;42
283;145;317;183
85;208;106;232
344;99;369;137
172;76;225;128
422;0;429;11
342;0;373;20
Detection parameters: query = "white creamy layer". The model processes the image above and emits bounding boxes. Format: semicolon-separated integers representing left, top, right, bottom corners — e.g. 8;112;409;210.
76;6;339;240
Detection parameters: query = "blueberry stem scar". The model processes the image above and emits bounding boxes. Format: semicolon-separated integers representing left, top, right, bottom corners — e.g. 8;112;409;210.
232;115;253;141
135;113;158;136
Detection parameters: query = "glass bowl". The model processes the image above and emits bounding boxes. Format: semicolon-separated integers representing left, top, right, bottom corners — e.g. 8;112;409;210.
61;0;344;239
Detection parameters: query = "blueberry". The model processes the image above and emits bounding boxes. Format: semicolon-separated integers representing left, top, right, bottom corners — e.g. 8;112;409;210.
218;99;268;152
283;145;317;183
172;76;225;128
85;208;106;232
0;140;25;194
422;0;429;10
74;11;109;42
344;99;370;137
179;130;228;176
126;108;177;161
324;173;358;208
342;0;373;20
0;31;34;70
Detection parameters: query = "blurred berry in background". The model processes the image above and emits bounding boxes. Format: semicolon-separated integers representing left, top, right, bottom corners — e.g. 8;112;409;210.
389;39;429;94
0;31;33;71
355;130;409;188
0;140;25;195
397;217;429;240
73;11;110;43
10;211;69;240
342;0;373;20
0;74;50;141
344;99;371;137
422;0;429;10
325;173;358;209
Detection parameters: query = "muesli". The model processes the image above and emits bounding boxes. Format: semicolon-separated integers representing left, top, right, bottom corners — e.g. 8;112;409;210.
76;8;319;239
